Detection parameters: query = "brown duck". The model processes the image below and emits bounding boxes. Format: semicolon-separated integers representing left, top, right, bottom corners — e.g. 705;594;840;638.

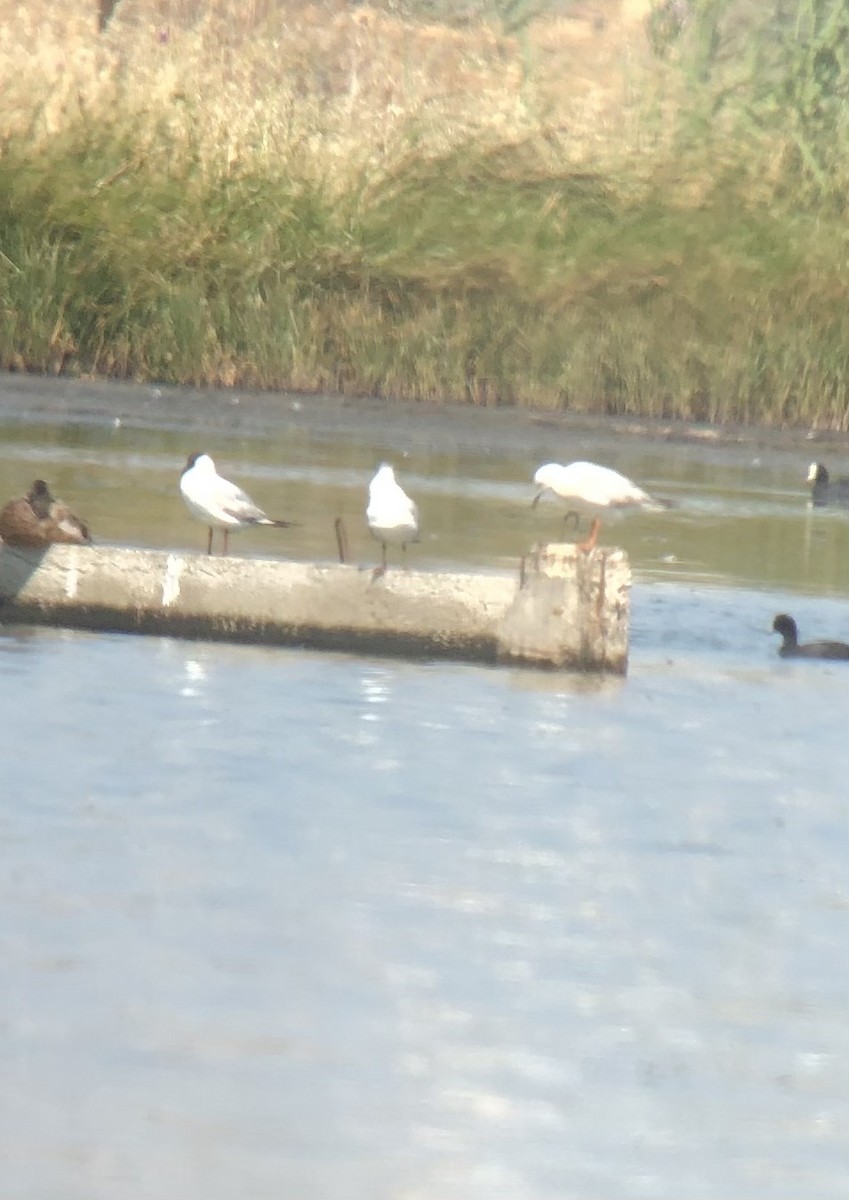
0;480;91;548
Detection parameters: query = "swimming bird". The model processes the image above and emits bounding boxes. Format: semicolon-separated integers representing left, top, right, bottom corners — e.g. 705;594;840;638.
771;613;849;660
179;453;295;556
0;479;91;548
532;461;668;552
366;462;419;577
807;461;849;507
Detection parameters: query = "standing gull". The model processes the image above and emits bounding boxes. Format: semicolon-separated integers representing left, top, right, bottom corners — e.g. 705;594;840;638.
532;461;668;552
179;453;294;556
0;479;91;548
366;463;419;578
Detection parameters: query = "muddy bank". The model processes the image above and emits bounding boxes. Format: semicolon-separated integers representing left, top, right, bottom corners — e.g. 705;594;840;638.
1;372;847;469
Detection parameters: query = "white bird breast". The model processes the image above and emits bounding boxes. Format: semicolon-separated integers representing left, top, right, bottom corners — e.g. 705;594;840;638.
367;476;419;542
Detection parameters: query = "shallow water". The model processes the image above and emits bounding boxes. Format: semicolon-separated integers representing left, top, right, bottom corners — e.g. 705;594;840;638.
1;375;848;1199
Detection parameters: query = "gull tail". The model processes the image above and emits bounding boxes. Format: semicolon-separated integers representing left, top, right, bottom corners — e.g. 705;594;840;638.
643;496;676;513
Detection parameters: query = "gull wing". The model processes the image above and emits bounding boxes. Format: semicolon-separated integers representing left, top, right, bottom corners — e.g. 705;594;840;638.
217;478;268;523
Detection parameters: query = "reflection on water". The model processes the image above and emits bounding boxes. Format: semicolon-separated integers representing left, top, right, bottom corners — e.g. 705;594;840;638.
1;377;848;1199
1;608;847;1200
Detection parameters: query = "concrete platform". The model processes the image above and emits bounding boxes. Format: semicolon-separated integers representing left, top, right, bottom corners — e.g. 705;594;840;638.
0;542;630;673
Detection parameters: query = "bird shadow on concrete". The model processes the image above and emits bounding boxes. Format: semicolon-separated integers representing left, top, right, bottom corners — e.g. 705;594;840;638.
0;543;50;607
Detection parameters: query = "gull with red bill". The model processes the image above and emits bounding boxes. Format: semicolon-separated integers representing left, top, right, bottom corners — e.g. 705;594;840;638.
532;460;670;552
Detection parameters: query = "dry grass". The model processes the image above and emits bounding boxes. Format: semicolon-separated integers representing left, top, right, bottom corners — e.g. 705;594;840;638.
0;0;663;183
2;0;849;428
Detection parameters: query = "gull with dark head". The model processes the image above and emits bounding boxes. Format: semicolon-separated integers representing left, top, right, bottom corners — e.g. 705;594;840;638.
532;461;668;552
0;479;91;548
366;462;419;578
179;452;295;556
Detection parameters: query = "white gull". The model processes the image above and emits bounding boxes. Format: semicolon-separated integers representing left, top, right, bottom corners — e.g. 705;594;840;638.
366;462;420;576
532;460;668;551
180;452;294;556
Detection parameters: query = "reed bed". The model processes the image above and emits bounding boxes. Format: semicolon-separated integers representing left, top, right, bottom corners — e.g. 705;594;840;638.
1;0;848;427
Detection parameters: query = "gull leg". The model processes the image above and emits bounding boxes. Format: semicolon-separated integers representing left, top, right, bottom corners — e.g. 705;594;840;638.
576;518;600;553
223;529;229;556
206;526;213;556
371;541;388;582
334;517;348;564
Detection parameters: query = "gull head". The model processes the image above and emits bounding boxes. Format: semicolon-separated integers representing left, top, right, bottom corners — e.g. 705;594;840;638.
371;462;396;487
183;452;215;476
807;461;825;484
532;462;563;506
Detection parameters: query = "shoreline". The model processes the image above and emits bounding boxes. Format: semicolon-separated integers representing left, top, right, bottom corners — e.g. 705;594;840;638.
1;371;847;462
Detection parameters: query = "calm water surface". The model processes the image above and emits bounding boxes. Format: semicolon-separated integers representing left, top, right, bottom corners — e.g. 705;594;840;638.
1;376;848;1199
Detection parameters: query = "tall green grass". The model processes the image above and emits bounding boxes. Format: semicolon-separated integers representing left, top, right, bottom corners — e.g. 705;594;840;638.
1;0;849;427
